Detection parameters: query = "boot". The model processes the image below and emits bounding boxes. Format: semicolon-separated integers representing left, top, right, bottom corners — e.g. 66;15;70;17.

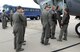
63;38;67;41
44;39;50;45
41;41;44;44
51;33;56;39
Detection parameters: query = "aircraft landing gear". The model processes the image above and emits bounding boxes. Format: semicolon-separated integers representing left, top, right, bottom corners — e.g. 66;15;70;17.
75;23;80;38
75;16;80;20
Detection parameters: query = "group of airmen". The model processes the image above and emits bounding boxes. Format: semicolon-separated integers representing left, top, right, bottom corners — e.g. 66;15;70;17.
1;9;14;29
1;10;8;29
40;3;70;45
1;6;27;52
0;3;70;52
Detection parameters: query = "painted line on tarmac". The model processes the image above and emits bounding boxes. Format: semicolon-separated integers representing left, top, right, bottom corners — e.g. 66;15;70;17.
52;42;80;52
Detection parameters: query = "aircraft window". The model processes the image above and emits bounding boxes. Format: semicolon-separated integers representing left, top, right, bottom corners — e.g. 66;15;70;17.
13;8;15;11
38;10;40;11
25;9;27;11
33;9;35;11
26;9;28;11
31;9;33;11
3;7;9;12
30;9;32;11
37;10;39;11
32;9;33;11
25;9;28;11
35;9;36;11
30;9;31;11
35;10;36;11
36;9;38;11
28;9;30;11
34;9;35;11
24;9;26;11
25;9;29;11
6;8;9;11
27;9;29;11
32;9;34;11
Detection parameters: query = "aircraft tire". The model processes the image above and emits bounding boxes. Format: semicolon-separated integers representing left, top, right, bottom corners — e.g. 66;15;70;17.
75;23;80;38
35;17;38;20
30;18;34;20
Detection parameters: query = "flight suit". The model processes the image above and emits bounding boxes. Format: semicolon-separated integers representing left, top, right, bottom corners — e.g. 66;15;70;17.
10;11;13;26
1;12;8;29
49;10;57;39
56;10;62;28
13;12;25;51
22;14;27;43
41;10;51;45
58;9;70;41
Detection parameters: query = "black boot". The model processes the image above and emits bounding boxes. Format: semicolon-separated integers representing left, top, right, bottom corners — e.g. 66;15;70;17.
57;39;62;42
51;33;56;39
51;36;56;39
63;38;67;41
44;39;50;45
41;40;44;44
19;48;24;51
16;48;24;52
22;40;26;45
44;43;50;45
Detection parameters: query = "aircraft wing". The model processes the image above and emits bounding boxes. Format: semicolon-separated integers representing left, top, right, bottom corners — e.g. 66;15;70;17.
33;0;67;13
33;0;53;11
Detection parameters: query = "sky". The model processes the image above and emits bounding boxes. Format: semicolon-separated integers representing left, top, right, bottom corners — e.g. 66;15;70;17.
0;0;40;12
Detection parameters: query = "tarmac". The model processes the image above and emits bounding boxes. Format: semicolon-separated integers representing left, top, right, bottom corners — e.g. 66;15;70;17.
0;16;80;52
